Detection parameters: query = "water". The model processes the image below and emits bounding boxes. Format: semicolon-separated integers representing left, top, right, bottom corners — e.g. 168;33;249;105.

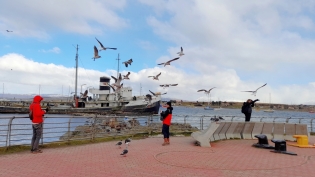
1;107;314;147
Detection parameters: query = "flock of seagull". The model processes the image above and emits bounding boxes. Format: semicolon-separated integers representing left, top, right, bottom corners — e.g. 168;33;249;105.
115;138;132;157
92;38;185;97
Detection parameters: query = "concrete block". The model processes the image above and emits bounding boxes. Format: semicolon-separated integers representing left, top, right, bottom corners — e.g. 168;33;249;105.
226;122;238;139
218;122;232;140
242;122;255;139
284;123;296;141
273;123;285;140
261;123;274;140
213;122;226;141
252;122;264;138
233;122;245;139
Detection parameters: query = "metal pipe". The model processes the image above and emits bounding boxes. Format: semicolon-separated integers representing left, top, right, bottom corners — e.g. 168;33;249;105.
68;116;73;143
6;116;15;148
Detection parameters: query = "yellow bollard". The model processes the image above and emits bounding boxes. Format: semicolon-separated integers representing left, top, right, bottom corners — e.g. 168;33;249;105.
288;135;315;148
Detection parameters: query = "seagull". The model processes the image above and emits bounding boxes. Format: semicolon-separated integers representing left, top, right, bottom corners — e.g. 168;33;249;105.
177;47;184;57
148;72;161;80
157;57;179;67
123;72;130;80
111;74;123;87
125;138;131;144
6;30;13;32
149;90;167;96
110;83;123;93
197;87;216;94
120;143;129;157
92;46;101;61
95;37;117;51
116;140;123;148
160;84;178;89
241;83;267;96
122;59;133;67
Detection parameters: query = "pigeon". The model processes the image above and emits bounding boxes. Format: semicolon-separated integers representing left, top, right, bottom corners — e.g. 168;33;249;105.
197;87;216;94
157;57;179;67
125;138;131;144
177;47;184;57
116;140;123;148
95;37;117;51
6;30;13;32
241;83;267;96
148;72;161;80
92;46;101;61
149;90;167;96
122;59;133;67
120;143;129;157
123;72;130;80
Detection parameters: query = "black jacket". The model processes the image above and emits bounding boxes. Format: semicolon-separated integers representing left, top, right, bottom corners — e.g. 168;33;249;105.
242;100;258;114
160;107;173;119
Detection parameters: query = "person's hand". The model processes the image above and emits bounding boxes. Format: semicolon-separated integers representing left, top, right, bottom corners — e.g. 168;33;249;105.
255;99;259;101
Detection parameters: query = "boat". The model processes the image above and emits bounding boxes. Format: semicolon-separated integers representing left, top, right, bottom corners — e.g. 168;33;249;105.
204;106;214;110
263;93;274;113
0;51;161;115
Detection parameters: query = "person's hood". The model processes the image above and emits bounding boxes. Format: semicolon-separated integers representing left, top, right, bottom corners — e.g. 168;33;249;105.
33;95;43;103
168;107;173;111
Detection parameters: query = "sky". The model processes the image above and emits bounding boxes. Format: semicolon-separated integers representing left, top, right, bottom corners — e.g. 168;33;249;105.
0;0;315;104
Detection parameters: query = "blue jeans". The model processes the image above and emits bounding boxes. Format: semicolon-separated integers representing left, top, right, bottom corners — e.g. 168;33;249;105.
31;123;42;151
162;124;170;138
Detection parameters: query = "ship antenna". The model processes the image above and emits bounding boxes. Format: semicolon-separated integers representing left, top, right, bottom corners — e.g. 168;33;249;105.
116;53;120;79
74;44;79;99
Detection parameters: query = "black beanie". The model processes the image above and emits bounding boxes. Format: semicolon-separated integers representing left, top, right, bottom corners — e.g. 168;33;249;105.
166;101;172;106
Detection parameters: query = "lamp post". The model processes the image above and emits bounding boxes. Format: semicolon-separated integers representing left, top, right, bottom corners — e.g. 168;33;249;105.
80;84;86;94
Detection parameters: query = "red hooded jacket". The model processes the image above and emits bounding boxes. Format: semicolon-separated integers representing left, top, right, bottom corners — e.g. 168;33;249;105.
29;95;45;123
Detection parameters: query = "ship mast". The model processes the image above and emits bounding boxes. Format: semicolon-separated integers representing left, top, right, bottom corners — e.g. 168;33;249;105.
116;53;120;78
74;44;79;99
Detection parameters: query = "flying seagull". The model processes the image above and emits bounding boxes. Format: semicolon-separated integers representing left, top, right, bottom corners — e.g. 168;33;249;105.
120;143;129;157
111;73;123;87
109;83;123;93
92;46;101;61
95;37;117;51
241;83;267;96
149;90;167;96
177;47;184;57
6;30;13;32
116;140;123;148
123;72;130;80
122;59;133;67
197;87;216;94
148;72;161;80
160;84;178;89
157;57;179;67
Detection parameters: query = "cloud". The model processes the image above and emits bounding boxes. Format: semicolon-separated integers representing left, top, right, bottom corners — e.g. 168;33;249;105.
0;53;314;104
39;47;61;54
0;0;128;39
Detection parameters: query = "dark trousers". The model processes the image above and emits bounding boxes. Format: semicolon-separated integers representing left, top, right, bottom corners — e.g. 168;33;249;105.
245;113;251;122
31;123;43;151
162;124;170;138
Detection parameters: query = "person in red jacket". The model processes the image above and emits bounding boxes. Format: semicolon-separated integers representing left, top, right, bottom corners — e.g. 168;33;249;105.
29;95;46;153
160;101;173;146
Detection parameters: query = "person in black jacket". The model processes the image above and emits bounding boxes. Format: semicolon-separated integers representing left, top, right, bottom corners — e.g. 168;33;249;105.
242;99;259;122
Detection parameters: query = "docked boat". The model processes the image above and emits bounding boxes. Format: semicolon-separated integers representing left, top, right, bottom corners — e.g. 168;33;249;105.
204;106;214;110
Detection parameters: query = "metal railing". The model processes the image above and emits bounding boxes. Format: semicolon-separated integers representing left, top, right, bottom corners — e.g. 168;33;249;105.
0;114;314;148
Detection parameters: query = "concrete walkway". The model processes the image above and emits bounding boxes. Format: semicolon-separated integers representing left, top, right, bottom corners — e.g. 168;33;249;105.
0;136;315;177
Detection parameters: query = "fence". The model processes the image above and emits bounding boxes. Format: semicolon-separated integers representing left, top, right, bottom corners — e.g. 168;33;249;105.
0;114;314;148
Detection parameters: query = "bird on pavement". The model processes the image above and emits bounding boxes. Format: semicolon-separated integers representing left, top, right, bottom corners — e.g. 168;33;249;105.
120;143;129;157
116;140;123;148
122;59;133;67
148;72;161;80
95;37;117;51
241;83;267;96
92;46;101;61
157;57;179;67
177;47;184;57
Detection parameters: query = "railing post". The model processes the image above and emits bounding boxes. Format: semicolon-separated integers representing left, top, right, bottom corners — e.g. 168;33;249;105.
184;115;187;125
231;116;235;122
91;115;97;141
260;117;263;122
6;116;15;149
311;118;314;133
41;117;46;145
201;116;204;130
286;117;291;123
68;116;73;143
299;118;303;124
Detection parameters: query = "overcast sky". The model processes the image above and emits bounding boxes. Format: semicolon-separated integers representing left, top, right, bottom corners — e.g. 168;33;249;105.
1;0;315;104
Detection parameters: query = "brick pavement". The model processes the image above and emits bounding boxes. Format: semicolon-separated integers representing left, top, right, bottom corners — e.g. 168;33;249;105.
0;136;315;177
